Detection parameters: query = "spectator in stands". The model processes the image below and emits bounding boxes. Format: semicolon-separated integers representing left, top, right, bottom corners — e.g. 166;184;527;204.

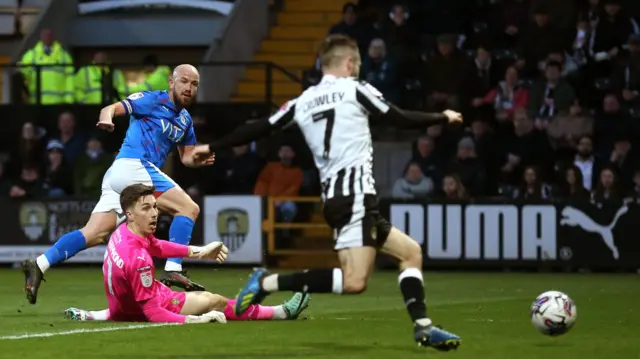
608;134;636;188
8;164;45;199
56;111;86;165
447;137;486;196
469;117;501;192
624;167;640;201
472;65;529;122
469;43;503;101
594;93;633;156
379;3;419;77
592;166;621;201
546;51;581;80
589;0;639;76
569;18;590;72
411;135;443;186
392;162;434;200
574;135;607;191
328;3;378;55
74;137;112;197
488;0;529;49
516;6;567;77
558;165;590;199
18;28;74;104
218;144;265;194
0;161;10;198
580;0;602;28
546;103;594;161
513;165;553;200
441;173;468;200
529;61;577;120
74;51;129;104
501;108;553;184
423;34;470;110
12;122;44;173
612;34;640;109
254;145;303;222
361;38;397;102
132;54;172;93
43;140;72;197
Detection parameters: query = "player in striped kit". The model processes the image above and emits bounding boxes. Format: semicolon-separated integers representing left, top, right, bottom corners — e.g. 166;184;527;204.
190;35;463;350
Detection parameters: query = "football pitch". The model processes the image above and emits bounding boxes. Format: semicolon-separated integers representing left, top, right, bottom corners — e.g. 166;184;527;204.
0;268;637;359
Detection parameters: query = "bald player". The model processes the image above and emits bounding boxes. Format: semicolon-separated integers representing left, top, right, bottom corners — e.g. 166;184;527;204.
22;64;215;304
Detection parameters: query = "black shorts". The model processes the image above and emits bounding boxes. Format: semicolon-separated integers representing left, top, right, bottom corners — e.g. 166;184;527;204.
322;193;392;250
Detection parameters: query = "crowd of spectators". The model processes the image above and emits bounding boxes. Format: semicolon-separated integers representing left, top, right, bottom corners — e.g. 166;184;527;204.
4;0;640;215
315;0;640;203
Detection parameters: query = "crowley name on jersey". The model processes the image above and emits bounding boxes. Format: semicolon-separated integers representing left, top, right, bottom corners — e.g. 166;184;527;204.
206;75;451;200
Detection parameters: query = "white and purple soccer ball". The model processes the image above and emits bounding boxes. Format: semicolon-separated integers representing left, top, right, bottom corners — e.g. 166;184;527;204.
530;290;577;336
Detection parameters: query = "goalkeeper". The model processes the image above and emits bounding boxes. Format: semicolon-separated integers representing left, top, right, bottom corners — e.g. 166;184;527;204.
67;184;309;324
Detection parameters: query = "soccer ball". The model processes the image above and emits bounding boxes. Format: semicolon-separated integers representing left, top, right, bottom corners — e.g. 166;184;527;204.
530;290;577;336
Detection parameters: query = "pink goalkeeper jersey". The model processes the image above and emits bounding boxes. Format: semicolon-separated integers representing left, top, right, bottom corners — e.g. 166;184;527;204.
103;224;189;319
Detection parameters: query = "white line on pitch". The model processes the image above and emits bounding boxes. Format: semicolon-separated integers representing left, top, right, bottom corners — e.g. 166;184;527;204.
0;323;179;341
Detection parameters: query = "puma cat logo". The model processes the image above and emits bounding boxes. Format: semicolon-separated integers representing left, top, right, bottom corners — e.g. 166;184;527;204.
559;205;628;259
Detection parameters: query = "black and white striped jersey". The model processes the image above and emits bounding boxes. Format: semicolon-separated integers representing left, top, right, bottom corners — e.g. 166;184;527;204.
267;75;391;199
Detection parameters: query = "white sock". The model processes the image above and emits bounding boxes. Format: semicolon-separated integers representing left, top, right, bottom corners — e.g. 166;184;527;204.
164;261;182;272
262;274;279;292
36;255;50;273
89;309;110;321
332;268;343;294
272;306;287;319
416;318;432;327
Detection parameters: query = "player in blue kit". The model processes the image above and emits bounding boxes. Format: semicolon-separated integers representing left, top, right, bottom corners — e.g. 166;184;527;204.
22;64;215;304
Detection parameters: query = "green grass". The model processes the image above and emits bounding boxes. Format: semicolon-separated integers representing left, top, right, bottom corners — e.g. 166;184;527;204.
0;268;638;359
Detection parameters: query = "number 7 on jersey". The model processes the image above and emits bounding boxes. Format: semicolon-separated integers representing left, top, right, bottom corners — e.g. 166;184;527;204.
312;109;335;160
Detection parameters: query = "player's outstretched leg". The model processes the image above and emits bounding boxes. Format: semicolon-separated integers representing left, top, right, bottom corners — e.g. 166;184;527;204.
225;292;310;321
380;227;461;351
23;212;117;304
156;187;204;292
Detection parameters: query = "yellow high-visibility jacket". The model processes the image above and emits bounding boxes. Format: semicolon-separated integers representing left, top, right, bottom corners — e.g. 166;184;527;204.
19;41;74;104
74;65;129;104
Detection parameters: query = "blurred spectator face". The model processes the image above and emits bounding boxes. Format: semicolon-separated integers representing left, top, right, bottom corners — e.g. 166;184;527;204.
368;39;386;60
232;145;249;157
21;167;39;182
577;137;593;157
457;139;475;160
40;29;53;47
343;6;357;25
22;122;37;140
405;163;423;183
603;94;620;113
534;12;549;27
545;64;561;83
524;167;537;186
93;51;108;65
614;139;631;155
566;168;577;185
416;137;433;157
86;138;103;159
437;41;454;57
48;148;63;165
599;169;615;188
58;112;75;134
505;66;518;86
604;3;621;16
471;120;487;137
443;176;458;197
390;5;407;26
278;145;295;165
513;110;532;133
476;47;490;64
426;124;442;138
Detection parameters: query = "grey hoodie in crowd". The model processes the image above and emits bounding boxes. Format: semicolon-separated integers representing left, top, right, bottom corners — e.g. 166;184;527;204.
391;175;434;199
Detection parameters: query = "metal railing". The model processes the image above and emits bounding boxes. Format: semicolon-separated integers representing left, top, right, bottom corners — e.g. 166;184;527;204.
1;61;302;106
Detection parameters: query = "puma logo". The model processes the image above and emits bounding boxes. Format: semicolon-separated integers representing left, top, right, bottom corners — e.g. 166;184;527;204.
559;205;628;259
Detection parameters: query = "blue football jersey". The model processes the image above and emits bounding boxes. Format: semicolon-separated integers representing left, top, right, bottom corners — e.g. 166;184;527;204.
116;91;197;168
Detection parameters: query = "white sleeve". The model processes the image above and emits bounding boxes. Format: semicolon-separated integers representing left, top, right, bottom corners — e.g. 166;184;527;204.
355;81;391;116
268;98;297;128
